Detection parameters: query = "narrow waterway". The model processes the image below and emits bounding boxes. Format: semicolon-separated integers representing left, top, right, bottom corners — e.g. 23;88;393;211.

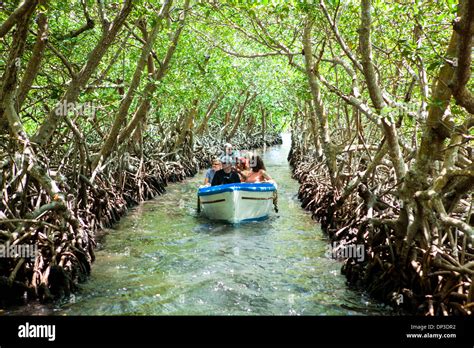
6;134;391;315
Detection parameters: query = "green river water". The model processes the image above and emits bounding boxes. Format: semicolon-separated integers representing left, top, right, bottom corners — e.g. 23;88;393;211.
5;134;391;315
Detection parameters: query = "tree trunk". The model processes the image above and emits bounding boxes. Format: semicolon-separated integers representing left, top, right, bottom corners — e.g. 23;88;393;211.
116;0;189;147
196;94;222;135
302;18;338;188
16;2;48;109
306;100;323;158
93;1;171;170
226;92;256;140
32;0;133;146
359;0;406;182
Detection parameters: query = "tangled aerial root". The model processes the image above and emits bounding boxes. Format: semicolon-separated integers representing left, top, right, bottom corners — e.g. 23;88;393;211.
0;131;281;306
289;136;474;316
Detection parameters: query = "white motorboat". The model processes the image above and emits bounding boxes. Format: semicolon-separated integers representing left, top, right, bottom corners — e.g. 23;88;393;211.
197;182;277;223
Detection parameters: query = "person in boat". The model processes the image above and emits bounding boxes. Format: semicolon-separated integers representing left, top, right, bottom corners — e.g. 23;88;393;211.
235;156;250;182
211;156;241;186
240;150;251;168
221;143;240;165
203;158;221;186
246;154;275;184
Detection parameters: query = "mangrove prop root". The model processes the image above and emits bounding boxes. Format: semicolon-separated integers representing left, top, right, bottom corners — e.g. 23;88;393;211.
288;134;474;316
0;130;282;306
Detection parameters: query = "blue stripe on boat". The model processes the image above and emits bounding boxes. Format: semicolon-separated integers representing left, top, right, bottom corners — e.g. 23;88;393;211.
239;215;269;223
198;182;276;197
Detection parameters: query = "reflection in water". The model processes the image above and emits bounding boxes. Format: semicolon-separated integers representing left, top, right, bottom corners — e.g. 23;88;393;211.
5;134;391;316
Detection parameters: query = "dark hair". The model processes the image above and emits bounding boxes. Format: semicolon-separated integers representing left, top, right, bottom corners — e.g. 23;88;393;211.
250;155;265;172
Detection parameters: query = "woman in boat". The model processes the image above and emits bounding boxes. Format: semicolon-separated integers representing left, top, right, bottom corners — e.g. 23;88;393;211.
235;156;250;182
204;158;221;186
211;157;241;186
245;155;275;183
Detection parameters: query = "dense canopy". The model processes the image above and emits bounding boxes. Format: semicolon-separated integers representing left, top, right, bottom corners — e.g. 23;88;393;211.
1;0;473;315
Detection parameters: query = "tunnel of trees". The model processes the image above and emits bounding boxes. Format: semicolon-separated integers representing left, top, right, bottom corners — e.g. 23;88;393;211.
1;0;473;315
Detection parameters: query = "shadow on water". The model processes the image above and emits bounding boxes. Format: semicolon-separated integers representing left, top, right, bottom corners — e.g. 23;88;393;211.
3;134;393;316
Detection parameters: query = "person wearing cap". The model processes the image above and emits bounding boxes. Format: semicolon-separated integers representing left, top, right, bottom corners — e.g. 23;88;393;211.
211;156;241;186
220;143;240;165
204;158;221;186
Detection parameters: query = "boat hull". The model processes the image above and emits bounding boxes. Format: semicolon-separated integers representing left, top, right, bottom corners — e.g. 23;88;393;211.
198;183;276;223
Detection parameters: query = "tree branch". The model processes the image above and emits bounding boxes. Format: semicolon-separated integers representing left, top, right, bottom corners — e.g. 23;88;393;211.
449;0;474;114
0;0;37;38
17;5;48;108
